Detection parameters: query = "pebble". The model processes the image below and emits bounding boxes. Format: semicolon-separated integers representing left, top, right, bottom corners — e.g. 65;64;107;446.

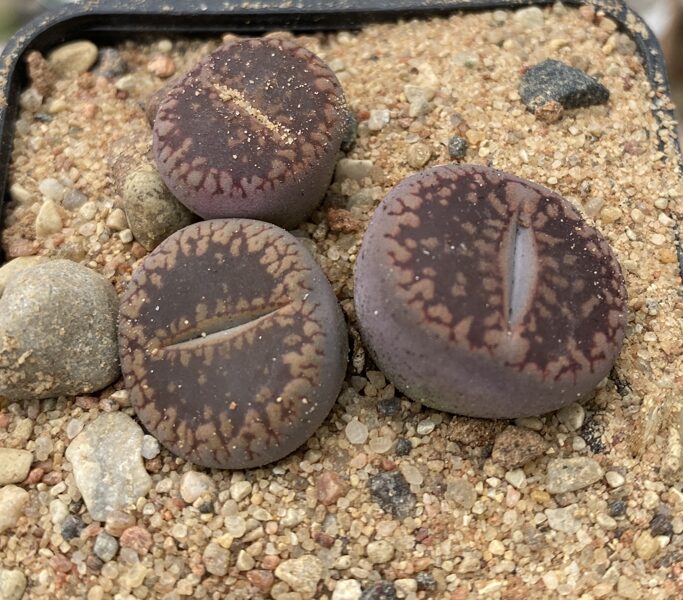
340;111;358;153
368;472;416;519
368;109;390;131
274;555;324;599
514;416;544;431
141;435;160;460
38;178;66;202
224;515;247;537
617;576;642;600
236;549;255;571
445;478;477;510
49;498;68;525
367;540;395;564
105;208;128;231
0;257;47;296
332;579;362;600
505;468;526;489
93;531;119;562
0;569;27;600
400;464;423;486
546;457;603;494
545;504;580;533
66;418;84;439
608;499;627;517
62;189;88;210
605;470;625;488
230;481;252;502
491;426;549;469
519;59;609;111
596;513;617;530
360;581;398;600
61;514;85;540
180;471;216;504
406;143;431;169
0;260;120;401
633;530;659;560
93;47;128;79
488;539;505;555
556;402;585;431
48;40;98;77
394;438;412;456
0;485;29;533
368;436;393;454
415;573;436;592
317;471;347;505
416;417;436;435
105;510;136;537
335;158;374;181
650;506;673;537
35;199;63;236
120;525;153;555
122;167;196;250
202;542;231;576
65;412;152;521
408;98;431;118
345;419;369;444
447;135;468;159
147;54;176;78
513;6;545;28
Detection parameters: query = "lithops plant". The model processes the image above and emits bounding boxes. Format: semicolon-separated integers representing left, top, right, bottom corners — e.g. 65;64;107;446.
119;219;348;469
354;164;626;419
152;38;347;229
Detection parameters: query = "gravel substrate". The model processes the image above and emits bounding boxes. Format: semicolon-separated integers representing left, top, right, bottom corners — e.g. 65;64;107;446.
1;4;682;600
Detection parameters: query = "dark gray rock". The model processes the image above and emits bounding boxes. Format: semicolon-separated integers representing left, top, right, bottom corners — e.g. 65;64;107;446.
360;581;398;600
368;472;416;519
520;59;609;111
447;136;468;159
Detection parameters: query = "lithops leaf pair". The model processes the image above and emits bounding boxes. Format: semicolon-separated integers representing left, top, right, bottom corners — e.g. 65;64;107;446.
119;219;348;469
152;38;347;229
354;164;626;419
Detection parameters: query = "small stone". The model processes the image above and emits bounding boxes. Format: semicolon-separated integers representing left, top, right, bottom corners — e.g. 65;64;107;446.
546;457;603;494
38;178;66;202
332;579;362;600
360;581;398;600
105;208;128;231
633;530;659;560
0;569;27;600
147;54;176;78
415;572;437;592
400;464;423;486
0;485;29;533
556;403;585;431
202;542;230;576
505;468;526;489
141;435;160;460
247;570;274;594
488;539;505;555
35;200;63;236
224;515;247;537
9;183;31;204
368;472;416;519
608;499;627;517
650;507;673;537
230;480;252;502
377;397;401;417
236;549;255;571
596;513;617;530
545;504;580;533
317;471;347;506
520;59;609;112
408;98;431;118
93;531;119;562
104;510;136;537
534;100;564;123
120;526;153;555
335;159;374;181
513;6;545;28
48;40;98;77
274;555;324;599
367;540;395;564
340;111;358;153
65;412;152;521
616;576;642;600
345;419;369;444
605;471;625;488
93;47;128;79
62;189;88;211
180;471;216;504
122;167;195;251
368;109;390;131
446;478;477;510
61;514;86;540
49;499;68;525
394;438;412;456
447;136;468;159
0;257;47;297
0;449;32;485
406;143;431;169
416;418;436;435
0;260;120;401
25;50;55;97
491;426;549;469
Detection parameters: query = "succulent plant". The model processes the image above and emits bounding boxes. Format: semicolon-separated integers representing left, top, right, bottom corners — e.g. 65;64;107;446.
118;219;348;469
152;38;346;229
354;164;627;419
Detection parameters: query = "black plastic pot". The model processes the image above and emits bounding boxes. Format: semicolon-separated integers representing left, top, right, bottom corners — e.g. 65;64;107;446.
0;0;680;269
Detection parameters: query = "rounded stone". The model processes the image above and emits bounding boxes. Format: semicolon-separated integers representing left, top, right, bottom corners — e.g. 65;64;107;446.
0;260;120;401
153;38;347;229
354;164;626;418
119;219;348;469
122;167;196;251
47;40;98;77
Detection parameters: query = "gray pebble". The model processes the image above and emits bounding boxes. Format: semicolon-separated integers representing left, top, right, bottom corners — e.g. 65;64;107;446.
62;189;89;211
340;111;358;153
94;531;119;561
122;167;196;250
447;136;468;159
545;504;580;533
65;412;152;521
0;568;27;600
368;472;416;519
0;260;119;401
93;47;129;79
546;457;603;494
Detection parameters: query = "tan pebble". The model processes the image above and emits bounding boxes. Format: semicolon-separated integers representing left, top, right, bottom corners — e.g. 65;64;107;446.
0;449;33;485
0;485;29;534
616;575;642;599
230;481;252;502
35;200;63;237
236;549;255;571
147;55;176;78
316;471;347;505
600;206;622;223
104;510;136;537
367;540;395;564
48;40;98;77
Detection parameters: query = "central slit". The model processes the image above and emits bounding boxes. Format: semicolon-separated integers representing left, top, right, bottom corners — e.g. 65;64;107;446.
505;213;537;328
161;305;287;351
